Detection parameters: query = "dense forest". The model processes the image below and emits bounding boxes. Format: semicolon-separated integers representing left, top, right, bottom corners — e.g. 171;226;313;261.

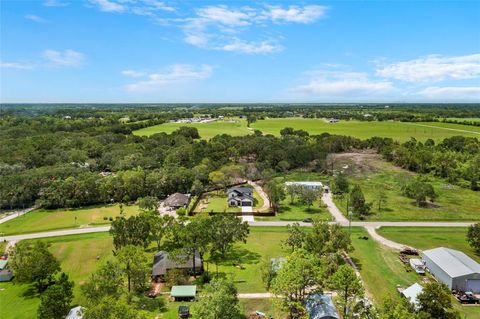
1;104;479;210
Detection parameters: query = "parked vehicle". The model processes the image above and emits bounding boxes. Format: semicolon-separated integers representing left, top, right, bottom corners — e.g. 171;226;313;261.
400;247;419;255
302;218;313;223
178;305;190;318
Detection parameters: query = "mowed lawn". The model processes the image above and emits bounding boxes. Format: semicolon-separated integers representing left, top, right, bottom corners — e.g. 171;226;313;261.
0;204;140;235
332;155;480;221
0;232;114;319
193;186;265;213
133;118;480;142
133;119;251;139
350;227;480;318
377;227;480;262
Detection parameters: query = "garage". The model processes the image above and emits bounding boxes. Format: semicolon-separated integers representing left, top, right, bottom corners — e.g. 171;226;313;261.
466;279;480;293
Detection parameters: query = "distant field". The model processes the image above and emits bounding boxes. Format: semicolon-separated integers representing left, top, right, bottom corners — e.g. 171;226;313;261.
133;118;480;141
133;119;251;139
0;204;139;235
444;117;480;123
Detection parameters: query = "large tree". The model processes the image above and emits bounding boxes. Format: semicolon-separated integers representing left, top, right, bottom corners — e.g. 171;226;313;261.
191;278;242;319
116;245;149;293
271;249;323;318
417;282;460;319
329;265;363;317
83;297;146;319
110;214;151;249
147;213;176;250
349;184;371;217
264;180;286;214
37;273;74;319
467;223;480;253
82;260;125;302
210;214;249;257
10;241;60;292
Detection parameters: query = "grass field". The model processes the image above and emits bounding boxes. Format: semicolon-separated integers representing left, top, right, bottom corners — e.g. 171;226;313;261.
332;153;480;221
0;204;139;235
377;227;480;262
133;119;251;139
133;118;480;141
350;227;480;318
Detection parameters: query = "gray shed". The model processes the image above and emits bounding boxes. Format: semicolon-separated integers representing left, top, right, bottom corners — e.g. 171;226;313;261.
306;293;339;319
423;247;480;292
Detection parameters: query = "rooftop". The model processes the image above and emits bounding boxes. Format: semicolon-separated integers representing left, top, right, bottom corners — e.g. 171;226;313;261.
171;285;197;298
164;193;190;207
285;181;323;187
402;283;423;307
306;293;339;319
423;247;480;278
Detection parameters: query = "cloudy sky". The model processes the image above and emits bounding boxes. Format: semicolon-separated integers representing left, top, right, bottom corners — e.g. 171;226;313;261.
1;0;479;103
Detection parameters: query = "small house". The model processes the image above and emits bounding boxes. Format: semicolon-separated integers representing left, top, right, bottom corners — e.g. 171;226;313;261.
227;187;254;207
285;181;323;191
152;250;202;282
171;285;197;301
401;283;423;309
306;293;339;319
164;193;190;209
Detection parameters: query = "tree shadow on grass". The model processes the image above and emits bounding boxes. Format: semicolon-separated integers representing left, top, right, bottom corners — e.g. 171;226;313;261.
21;284;40;299
218;248;261;266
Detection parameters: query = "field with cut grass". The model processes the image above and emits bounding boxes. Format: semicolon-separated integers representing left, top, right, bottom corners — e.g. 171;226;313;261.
377;227;480;262
133;119;251;139
133;118;480;141
0;204;139;235
331;152;480;221
350;227;480;318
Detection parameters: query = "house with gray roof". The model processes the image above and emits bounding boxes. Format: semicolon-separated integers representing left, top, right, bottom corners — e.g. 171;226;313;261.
227;186;254;207
306;293;339;319
152;250;202;282
423;247;480;292
163;193;190;209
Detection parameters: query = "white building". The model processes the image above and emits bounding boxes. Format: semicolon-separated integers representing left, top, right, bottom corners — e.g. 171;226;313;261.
401;283;423;308
285;181;323;190
423;247;480;292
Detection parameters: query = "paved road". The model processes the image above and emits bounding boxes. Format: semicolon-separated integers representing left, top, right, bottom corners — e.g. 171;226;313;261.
321;192;349;223
0;206;37;224
1;220;475;243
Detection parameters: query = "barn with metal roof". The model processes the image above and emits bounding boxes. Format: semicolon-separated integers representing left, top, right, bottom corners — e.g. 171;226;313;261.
422;247;480;292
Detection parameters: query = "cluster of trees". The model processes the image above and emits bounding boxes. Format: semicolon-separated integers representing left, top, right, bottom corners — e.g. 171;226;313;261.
261;221;361;318
285;184;323;208
9;241;75;319
380;282;460;319
378;136;480;190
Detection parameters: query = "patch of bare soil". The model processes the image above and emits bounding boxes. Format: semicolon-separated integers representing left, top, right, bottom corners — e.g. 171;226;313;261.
328;149;383;175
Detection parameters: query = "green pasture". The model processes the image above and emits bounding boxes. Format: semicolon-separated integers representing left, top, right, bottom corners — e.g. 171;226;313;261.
377;227;480;262
133;119;251;139
0;204;139;235
332;156;480;221
133;117;480;141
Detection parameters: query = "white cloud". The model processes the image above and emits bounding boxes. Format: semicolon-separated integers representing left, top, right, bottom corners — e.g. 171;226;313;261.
43;0;69;7
25;14;49;23
196;6;253;26
292;70;394;96
126;64;213;92
121;70;145;77
42;49;85;67
419;86;480;100
264;5;328;23
376;54;480;82
0;62;34;70
219;39;282;54
89;0;125;13
88;0;174;14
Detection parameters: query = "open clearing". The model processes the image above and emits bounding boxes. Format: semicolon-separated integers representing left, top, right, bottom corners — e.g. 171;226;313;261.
377;227;480;262
134;118;480;141
331;152;480;221
0;204;139;235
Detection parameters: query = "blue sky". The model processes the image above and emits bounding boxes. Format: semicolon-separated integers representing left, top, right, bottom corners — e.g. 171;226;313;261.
1;0;479;103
